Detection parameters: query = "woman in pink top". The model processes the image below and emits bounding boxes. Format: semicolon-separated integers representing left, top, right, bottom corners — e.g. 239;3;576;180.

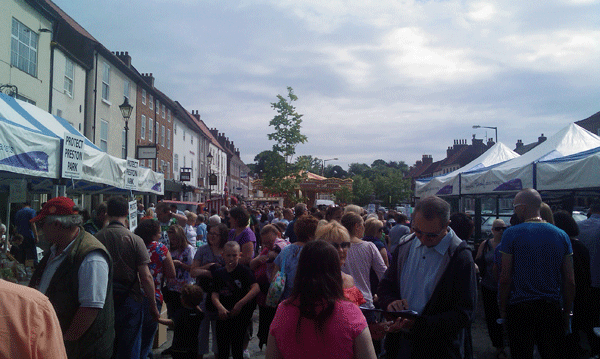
266;240;376;359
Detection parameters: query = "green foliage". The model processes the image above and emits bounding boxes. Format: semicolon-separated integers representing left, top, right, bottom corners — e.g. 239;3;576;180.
257;87;309;203
348;163;370;177
371;159;388;168
334;186;354;204
349;160;411;206
267;87;307;164
295;155;322;174
253;150;285;176
352;175;375;205
324;165;348;178
371;169;411;207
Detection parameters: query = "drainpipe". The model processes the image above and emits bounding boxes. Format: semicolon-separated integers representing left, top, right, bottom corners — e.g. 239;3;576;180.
92;52;98;143
48;41;55;114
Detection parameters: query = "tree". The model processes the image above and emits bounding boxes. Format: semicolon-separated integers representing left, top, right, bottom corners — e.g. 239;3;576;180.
324;165;348;178
388;160;409;173
295;155;322;174
267;87;307;164
253;150;285;176
352;175;375;206
348;163;370;177
334;186;354;204
259;87;309;204
372;170;411;207
371;159;387;168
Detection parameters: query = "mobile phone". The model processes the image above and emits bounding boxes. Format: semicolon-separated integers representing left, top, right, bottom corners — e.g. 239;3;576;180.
359;307;420;321
384;310;420;320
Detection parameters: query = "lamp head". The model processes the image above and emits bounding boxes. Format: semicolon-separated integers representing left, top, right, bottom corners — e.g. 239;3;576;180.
119;97;133;119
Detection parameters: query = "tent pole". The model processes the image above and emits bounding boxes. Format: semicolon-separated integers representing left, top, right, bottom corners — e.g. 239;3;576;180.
3;202;10;253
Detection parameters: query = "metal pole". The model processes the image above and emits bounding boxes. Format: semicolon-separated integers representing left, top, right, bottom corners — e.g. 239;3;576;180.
124;120;128;159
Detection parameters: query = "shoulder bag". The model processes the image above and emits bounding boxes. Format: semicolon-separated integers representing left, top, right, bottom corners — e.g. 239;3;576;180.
265;253;287;307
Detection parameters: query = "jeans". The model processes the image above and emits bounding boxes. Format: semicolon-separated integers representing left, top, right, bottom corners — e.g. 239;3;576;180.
198;310;218;355
140;298;162;359
114;295;144;359
506;300;566;359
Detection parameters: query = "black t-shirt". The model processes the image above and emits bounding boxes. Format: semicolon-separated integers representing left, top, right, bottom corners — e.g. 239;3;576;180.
213;264;256;311
171;306;204;353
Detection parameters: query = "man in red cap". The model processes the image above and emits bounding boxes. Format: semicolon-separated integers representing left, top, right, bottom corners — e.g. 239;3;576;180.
29;196;114;359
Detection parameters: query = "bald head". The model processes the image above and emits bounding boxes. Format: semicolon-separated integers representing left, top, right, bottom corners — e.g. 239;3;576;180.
514;188;542;221
516;188;542;209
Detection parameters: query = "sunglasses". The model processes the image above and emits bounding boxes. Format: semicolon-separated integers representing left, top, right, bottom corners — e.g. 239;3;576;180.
412;227;445;239
493;227;507;231
331;242;351;249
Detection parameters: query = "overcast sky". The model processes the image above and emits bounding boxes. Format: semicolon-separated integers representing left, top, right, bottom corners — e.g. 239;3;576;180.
53;0;600;170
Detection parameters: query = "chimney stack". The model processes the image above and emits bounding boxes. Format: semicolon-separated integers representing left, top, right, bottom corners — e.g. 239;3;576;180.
516;139;523;149
141;73;154;87
113;51;132;67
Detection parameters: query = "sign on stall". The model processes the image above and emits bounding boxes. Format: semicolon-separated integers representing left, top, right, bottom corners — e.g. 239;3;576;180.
129;200;138;231
9;179;27;203
62;133;85;179
125;158;139;190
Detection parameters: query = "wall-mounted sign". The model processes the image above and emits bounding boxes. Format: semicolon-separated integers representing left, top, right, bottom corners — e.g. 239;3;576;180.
209;174;218;186
180;167;192;182
136;145;157;159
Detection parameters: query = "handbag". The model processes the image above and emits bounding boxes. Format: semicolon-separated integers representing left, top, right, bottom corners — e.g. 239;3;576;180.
265;254;286;307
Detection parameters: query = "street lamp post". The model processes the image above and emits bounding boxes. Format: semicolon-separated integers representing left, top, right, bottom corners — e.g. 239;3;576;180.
322;157;339;176
206;152;213;205
472;125;498;144
119;97;133;159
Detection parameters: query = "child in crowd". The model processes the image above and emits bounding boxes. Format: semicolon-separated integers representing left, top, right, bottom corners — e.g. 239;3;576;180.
158;284;205;359
212;241;260;359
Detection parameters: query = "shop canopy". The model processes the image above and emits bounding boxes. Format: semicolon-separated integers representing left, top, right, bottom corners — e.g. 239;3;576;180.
0;93;163;195
415;142;520;198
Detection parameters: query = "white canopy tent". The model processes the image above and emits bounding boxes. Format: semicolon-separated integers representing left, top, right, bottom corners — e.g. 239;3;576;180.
537;145;600;191
460;123;600;195
415;142;520;198
0;93;163;195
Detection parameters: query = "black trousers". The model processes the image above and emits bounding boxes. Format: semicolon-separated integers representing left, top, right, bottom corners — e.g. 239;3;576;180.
162;287;182;319
257;305;277;349
506;300;566;359
481;286;504;349
216;310;253;359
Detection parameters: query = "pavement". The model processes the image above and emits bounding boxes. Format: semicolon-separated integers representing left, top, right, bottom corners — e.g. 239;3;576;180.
153;293;512;359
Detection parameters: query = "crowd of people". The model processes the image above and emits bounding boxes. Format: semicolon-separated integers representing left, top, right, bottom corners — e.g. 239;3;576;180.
1;191;599;359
